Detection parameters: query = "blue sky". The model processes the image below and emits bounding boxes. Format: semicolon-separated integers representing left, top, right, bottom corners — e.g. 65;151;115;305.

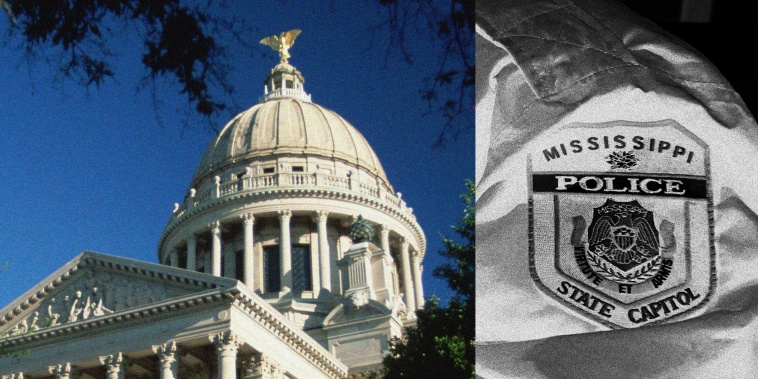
0;2;473;307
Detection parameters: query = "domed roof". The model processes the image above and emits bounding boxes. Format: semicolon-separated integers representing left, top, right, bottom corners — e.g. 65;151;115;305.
191;97;389;187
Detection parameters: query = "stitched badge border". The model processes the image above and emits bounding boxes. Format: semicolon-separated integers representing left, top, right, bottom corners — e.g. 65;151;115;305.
527;120;715;329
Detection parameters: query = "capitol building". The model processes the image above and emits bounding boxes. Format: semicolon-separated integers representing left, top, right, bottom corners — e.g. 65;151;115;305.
0;35;426;379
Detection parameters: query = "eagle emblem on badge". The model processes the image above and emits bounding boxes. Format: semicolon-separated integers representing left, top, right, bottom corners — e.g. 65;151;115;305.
581;199;663;285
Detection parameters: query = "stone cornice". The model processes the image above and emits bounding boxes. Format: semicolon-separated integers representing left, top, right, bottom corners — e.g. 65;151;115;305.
0;252;235;332
0;288;233;352
159;187;426;259
231;285;348;379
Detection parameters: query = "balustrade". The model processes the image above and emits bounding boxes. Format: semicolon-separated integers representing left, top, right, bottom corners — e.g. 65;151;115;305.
170;171;412;223
219;180;242;196
259;88;312;103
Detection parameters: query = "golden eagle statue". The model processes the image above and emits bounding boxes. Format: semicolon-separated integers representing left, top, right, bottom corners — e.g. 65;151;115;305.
259;29;302;63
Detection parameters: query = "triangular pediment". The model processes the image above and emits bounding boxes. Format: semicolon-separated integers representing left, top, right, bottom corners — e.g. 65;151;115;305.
0;251;237;337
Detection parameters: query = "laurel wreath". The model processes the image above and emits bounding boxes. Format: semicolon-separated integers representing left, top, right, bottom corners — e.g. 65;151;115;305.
585;249;662;285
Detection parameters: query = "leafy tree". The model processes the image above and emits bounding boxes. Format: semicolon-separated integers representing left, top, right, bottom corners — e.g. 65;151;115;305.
368;181;475;379
0;0;244;128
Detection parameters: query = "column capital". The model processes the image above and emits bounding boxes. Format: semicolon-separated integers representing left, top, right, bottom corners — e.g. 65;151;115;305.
100;353;128;379
278;209;292;220
399;236;409;247
48;363;72;379
99;353;124;368
379;224;390;235
211;331;241;354
410;250;421;260
209;221;221;233
241;353;282;379
241;213;255;224
316;210;329;221
152;341;179;365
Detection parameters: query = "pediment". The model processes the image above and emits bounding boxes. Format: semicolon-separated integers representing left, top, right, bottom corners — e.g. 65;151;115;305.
0;251;237;337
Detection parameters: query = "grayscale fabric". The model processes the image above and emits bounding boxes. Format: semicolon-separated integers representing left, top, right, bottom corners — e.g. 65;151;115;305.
476;0;758;377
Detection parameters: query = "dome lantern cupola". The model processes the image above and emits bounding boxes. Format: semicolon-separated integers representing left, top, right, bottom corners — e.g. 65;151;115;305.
259;29;311;103
260;61;311;103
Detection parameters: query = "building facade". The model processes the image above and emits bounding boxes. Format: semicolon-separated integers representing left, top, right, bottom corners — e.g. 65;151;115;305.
0;51;425;379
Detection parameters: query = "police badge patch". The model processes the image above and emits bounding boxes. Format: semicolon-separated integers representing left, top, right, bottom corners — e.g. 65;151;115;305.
528;120;714;328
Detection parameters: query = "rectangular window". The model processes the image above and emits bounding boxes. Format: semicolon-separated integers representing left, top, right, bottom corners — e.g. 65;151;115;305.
263;167;275;174
235;250;244;282
292;244;312;292
179;249;187;270
292;166;304;172
263;245;281;293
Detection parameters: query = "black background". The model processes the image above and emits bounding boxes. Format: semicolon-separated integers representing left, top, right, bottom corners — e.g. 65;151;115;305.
617;0;758;117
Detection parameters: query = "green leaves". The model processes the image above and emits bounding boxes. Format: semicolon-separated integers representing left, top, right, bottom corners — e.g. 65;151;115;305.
435;179;474;303
370;182;475;379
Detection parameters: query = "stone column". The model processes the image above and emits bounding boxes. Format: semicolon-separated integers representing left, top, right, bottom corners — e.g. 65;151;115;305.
240;353;283;379
380;225;391;255
377;225;396;300
48;363;72;379
212;332;240;379
186;234;197;271
211;222;222;277
317;210;331;292
242;214;255;287
100;353;125;379
152;342;179;379
400;238;416;311
411;251;424;309
278;210;292;292
169;248;179;267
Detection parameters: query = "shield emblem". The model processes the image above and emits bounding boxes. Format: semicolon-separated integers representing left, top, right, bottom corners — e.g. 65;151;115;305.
528;120;714;328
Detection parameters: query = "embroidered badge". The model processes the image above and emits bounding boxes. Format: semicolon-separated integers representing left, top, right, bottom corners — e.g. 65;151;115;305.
528;120;714;328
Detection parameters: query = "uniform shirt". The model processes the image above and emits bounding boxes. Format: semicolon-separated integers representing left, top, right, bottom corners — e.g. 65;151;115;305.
477;0;758;377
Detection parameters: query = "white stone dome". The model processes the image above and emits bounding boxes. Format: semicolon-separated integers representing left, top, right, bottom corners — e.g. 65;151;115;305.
158;55;425;375
191;98;391;191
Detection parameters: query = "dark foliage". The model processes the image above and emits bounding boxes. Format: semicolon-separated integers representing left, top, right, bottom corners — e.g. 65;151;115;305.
368;181;475;379
2;0;229;118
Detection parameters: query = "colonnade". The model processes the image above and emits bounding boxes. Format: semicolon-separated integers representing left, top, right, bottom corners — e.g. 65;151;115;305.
166;210;424;310
14;333;289;379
